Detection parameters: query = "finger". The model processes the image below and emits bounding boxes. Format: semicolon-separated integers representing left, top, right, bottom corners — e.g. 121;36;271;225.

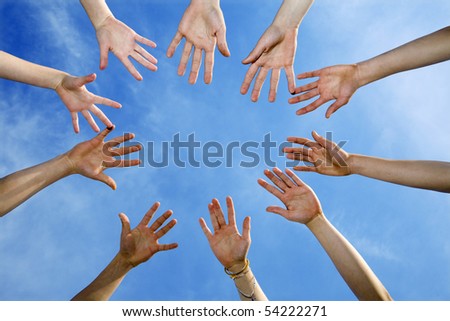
140;202;160;226
95;125;114;141
289;88;320;104
240;64;258;95
91;94;122;109
216;27;230;57
99;42;109;70
212;198;227;227
166;31;183;58
89;105;113;128
105;159;141;168
226;196;236;227
273;167;295;188
293;165;318;173
268;68;280;103
82;110;100;132
120;56;143;81
285;152;311;162
107;133;135;146
251;67;268;102
110;144;142;157
242;216;251;241
199;217;213;241
208;202;220;231
131;51;157;72
285;168;306;186
292;81;318;95
189;48;202;84
204;49;214;84
135;44;158;64
285;65;296;94
95;172;117;190
325;97;350;118
264;168;288;191
257;177;284;199
119;213;131;239
157;242;179;252
266;206;289;217
311;130;333;150
155;218;177;239
286;136;320;149
296;70;320;80
71;112;80;134
178;41;193;77
296;97;327;116
150;210;173;232
135;34;157;49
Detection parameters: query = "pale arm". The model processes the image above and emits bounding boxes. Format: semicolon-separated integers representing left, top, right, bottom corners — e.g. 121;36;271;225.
240;0;314;102
199;197;268;301
258;168;392;300
72;203;178;300
291;26;450;117
0;127;141;217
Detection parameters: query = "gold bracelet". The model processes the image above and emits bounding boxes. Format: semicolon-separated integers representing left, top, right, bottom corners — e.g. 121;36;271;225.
224;259;250;280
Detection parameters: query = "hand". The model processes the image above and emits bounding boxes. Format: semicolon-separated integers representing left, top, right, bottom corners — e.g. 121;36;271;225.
258;167;322;224
96;16;158;81
289;64;360;118
65;126;141;190
118;202;178;268
167;1;230;84
284;131;351;176
199;197;251;269
241;25;297;102
55;73;121;133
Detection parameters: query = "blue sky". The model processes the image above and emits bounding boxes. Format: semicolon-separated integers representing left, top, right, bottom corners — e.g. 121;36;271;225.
0;0;449;301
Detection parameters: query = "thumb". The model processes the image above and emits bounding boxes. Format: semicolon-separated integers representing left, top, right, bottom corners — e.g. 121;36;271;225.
99;42;109;70
216;28;230;57
119;213;131;239
242;41;265;64
96;172;117;190
312;130;327;146
74;73;96;88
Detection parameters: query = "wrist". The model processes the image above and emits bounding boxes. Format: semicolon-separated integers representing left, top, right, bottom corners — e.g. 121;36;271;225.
53;154;76;178
305;212;326;231
347;153;363;175
225;260;247;274
80;0;114;30
52;72;70;91
190;0;220;8
355;60;377;87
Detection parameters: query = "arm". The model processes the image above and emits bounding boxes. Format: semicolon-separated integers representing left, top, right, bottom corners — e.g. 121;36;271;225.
80;0;158;81
0;127;141;217
0;51;121;133
240;0;314;102
166;0;230;84
285;131;450;193
258;168;392;301
290;26;450;117
72;202;178;300
199;197;268;301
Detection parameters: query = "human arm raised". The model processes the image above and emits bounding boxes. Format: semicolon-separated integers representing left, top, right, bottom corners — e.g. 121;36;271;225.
258;168;392;301
0;127;141;217
240;0;314;102
72;202;178;300
0;51;121;133
80;0;158;81
285;131;450;193
166;0;230;84
290;26;450;117
199;197;268;301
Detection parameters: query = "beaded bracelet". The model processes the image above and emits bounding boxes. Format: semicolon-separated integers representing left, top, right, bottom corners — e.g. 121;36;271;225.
224;259;250;280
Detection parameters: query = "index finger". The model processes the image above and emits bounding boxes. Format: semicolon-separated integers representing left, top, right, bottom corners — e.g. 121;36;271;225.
135;34;156;48
140;202;160;226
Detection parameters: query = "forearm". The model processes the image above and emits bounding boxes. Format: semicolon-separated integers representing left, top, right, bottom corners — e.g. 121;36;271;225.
0;51;68;89
356;26;450;86
272;0;314;30
227;261;268;301
80;0;114;29
306;214;392;301
72;253;132;301
349;154;450;193
0;154;73;217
